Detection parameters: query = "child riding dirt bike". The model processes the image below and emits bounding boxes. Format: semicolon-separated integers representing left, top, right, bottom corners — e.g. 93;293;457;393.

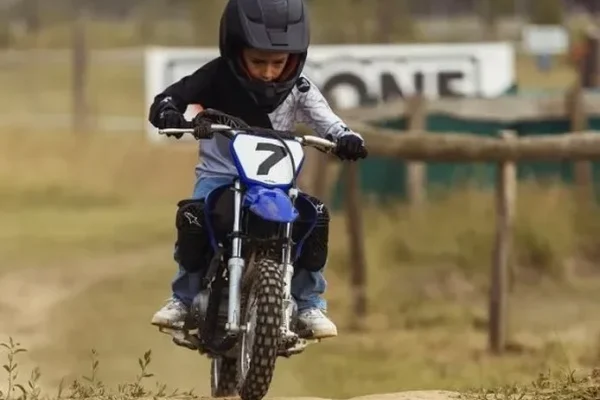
147;0;368;346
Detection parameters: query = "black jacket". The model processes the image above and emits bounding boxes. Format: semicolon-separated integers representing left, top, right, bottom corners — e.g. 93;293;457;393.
148;57;273;129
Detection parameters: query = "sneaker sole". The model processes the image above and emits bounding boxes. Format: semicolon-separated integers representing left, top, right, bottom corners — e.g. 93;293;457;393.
307;328;338;339
151;318;186;330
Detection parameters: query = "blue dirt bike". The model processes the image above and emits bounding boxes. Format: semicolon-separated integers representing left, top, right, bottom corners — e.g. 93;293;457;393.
158;123;358;400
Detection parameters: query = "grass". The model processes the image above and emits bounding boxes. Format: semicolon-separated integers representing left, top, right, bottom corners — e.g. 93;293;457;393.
1;131;600;399
2;337;599;400
0;131;197;266
0;61;142;122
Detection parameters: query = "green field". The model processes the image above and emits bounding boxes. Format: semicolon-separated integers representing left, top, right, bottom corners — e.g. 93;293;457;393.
0;131;599;399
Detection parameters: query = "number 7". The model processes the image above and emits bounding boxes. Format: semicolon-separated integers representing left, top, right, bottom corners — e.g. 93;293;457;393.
255;142;287;175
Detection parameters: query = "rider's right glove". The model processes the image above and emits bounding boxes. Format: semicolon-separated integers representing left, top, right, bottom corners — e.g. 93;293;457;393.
191;111;215;140
155;97;189;139
190;108;252;140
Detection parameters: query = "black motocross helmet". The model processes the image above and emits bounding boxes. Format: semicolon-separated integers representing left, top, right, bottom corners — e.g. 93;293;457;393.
219;0;310;113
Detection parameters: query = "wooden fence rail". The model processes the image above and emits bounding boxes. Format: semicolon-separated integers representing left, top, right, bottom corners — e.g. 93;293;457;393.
352;126;600;162
325;85;600;354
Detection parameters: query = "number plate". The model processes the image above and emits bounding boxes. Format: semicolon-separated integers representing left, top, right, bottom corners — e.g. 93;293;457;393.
231;133;305;186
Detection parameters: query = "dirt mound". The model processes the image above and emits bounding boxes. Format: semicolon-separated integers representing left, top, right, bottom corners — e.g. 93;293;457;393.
351;391;461;400
268;392;461;400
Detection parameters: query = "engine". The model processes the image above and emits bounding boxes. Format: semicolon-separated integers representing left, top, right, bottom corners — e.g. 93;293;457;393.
191;286;229;327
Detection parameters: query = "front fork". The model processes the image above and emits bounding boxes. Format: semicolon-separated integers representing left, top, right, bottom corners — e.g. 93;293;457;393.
225;180;245;334
280;188;299;341
224;180;297;340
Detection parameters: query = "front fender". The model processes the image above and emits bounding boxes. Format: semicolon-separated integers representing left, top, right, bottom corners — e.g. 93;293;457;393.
243;185;299;223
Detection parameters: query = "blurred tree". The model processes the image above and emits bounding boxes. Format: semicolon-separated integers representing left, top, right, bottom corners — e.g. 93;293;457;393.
0;12;8;48
529;0;564;25
307;0;415;44
376;0;414;43
306;0;355;43
188;0;226;46
479;0;515;40
17;0;40;34
71;0;88;133
136;0;160;44
377;0;395;43
493;0;516;16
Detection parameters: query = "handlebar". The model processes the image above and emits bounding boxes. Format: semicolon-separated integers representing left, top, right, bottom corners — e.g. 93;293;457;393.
158;124;337;152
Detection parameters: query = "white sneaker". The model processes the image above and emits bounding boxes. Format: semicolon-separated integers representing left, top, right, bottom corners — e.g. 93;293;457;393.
298;308;338;339
151;297;189;330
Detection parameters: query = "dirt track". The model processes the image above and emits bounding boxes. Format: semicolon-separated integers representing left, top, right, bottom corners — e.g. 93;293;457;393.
268;392;461;400
0;246;172;349
0;248;464;400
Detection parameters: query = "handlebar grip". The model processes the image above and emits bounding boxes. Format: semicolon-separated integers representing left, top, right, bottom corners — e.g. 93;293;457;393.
358;146;368;159
158;128;194;136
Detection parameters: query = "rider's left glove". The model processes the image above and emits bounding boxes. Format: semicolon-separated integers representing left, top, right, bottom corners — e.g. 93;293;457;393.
334;132;368;161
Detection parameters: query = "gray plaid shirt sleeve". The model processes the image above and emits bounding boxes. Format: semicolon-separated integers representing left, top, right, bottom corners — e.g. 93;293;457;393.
292;75;363;141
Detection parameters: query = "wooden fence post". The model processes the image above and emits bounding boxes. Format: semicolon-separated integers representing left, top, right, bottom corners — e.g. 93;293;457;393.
489;130;517;354
405;94;427;206
578;27;600;89
71;0;88;134
344;162;367;331
310;97;339;204
311;151;330;201
566;81;593;202
296;144;317;194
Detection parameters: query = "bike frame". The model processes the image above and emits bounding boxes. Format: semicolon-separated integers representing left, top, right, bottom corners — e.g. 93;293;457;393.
208;128;325;340
159;125;336;342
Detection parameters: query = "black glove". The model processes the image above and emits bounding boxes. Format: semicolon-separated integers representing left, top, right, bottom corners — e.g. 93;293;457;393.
191;112;214;140
191;108;251;139
152;97;189;138
334;134;368;161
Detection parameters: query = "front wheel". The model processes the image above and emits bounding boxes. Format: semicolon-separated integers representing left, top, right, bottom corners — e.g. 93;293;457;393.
237;258;283;400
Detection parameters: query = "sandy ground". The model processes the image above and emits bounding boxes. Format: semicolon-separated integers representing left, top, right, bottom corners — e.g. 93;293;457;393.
0;247;462;400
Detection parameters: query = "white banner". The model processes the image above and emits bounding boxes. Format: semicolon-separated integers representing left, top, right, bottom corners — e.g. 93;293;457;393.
144;42;515;141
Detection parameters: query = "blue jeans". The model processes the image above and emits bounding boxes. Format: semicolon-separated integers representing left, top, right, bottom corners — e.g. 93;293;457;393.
171;176;327;312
